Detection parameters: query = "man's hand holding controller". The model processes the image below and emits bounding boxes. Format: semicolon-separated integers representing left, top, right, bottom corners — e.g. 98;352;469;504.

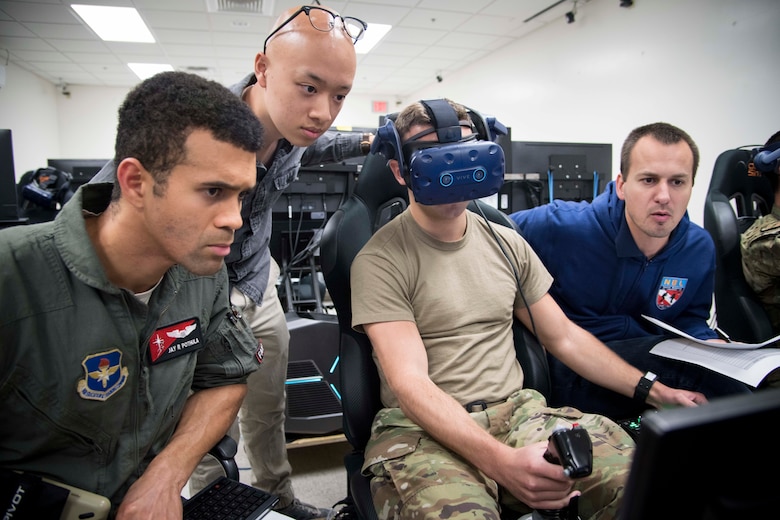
543;424;593;478
521;424;593;520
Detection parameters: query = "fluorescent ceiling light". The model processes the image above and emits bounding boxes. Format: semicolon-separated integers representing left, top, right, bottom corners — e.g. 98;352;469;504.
128;63;174;81
355;23;391;54
71;4;155;43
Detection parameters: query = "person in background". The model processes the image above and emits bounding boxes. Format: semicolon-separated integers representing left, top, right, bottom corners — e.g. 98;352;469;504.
351;99;708;519
741;130;780;335
0;71;262;519
510;122;751;420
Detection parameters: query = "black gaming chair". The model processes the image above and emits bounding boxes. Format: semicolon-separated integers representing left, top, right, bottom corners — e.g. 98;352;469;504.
703;147;774;343
320;151;551;520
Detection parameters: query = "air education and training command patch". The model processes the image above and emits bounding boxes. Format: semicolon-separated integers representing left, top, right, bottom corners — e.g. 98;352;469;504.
656;277;687;310
77;349;129;401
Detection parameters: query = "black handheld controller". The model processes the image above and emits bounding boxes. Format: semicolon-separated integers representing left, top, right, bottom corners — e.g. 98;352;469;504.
543;424;593;478
525;425;593;520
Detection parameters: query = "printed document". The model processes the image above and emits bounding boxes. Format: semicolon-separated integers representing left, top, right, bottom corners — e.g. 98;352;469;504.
643;315;780;387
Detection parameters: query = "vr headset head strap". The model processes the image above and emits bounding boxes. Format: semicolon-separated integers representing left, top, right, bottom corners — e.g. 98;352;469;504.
420;99;463;144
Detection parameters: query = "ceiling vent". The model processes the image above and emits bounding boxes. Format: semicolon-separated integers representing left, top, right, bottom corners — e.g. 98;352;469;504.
205;0;275;16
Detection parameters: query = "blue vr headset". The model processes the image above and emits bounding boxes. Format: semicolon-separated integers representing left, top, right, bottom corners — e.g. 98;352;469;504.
753;141;780;173
370;99;508;205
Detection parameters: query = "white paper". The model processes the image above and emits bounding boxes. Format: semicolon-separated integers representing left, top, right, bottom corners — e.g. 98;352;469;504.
650;338;780;387
641;314;780;349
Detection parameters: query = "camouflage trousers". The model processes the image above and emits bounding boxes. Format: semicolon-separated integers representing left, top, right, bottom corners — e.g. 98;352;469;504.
362;389;634;520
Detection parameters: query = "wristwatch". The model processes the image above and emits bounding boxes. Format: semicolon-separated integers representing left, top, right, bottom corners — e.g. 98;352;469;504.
360;132;372;155
633;371;657;402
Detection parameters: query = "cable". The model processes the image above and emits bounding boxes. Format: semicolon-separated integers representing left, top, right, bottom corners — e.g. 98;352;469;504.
473;201;539;339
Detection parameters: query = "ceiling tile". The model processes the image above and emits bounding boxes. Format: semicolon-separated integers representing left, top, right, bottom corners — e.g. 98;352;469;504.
0;0;561;96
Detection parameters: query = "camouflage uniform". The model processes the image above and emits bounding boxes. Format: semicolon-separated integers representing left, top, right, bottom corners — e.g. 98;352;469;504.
741;205;780;334
363;389;634;520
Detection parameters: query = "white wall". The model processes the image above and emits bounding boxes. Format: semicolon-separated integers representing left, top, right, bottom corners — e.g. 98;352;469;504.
0;61;129;176
56;84;129;160
332;93;388;129
1;0;778;226
407;0;780;225
0;62;60;176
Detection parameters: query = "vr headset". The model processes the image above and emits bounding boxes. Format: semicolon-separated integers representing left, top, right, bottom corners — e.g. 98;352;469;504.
371;98;508;205
752;141;780;173
21;167;74;210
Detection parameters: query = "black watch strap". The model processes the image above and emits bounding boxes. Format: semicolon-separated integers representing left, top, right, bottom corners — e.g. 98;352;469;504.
633;371;657;402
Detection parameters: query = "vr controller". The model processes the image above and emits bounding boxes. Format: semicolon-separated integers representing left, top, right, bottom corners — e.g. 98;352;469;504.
521;425;593;520
543;425;593;478
371;100;507;206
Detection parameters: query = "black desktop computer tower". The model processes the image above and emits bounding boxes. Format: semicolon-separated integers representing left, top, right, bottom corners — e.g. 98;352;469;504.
284;311;343;437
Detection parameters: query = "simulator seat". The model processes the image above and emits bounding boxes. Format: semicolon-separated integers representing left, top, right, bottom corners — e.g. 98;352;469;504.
319;151;551;520
703;147;774;343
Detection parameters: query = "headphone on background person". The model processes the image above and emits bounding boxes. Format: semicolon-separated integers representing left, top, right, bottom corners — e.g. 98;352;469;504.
752;141;780;174
371;99;508;205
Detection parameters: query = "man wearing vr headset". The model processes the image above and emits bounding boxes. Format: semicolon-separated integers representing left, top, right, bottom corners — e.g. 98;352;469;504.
742;130;780;335
351;99;707;519
509;123;751;421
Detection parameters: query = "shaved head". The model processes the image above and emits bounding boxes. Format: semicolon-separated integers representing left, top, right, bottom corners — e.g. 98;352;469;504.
264;4;356;56
250;4;358;148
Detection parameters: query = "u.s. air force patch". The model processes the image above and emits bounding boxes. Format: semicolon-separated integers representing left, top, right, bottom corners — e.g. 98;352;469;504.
77;349;129;401
656;276;687;309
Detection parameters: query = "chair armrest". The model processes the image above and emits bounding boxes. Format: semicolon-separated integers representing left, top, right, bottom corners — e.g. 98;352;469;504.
208;434;239;481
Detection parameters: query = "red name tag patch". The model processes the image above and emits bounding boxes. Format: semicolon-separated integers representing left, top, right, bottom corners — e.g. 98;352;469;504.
148;317;204;364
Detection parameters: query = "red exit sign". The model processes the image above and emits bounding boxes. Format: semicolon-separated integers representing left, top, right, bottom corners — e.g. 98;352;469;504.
372;100;388;113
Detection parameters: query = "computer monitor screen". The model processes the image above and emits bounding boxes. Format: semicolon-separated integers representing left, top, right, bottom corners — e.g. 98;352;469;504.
510;141;612;205
618;388;780;519
47;158;109;187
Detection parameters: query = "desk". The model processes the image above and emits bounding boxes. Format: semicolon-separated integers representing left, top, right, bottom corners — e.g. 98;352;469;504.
267;511;294;519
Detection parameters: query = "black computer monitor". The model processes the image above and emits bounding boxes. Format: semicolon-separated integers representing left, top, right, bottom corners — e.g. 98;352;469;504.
46;158;109;187
510;141;612;204
618;388;780;519
0;129;27;227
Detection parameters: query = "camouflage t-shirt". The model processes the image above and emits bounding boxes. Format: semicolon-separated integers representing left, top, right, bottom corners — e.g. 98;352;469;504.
741;204;780;333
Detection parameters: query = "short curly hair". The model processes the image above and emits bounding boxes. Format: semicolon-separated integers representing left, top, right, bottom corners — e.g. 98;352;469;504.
112;71;262;198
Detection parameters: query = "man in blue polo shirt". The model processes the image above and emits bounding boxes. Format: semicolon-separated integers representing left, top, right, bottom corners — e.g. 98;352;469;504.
510;122;751;419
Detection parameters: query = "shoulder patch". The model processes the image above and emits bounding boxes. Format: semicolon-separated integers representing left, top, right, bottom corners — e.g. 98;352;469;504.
77;349;129;401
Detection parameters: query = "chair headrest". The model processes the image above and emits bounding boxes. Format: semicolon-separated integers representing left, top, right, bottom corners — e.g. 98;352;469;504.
708;148;773;218
352;152;409;232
